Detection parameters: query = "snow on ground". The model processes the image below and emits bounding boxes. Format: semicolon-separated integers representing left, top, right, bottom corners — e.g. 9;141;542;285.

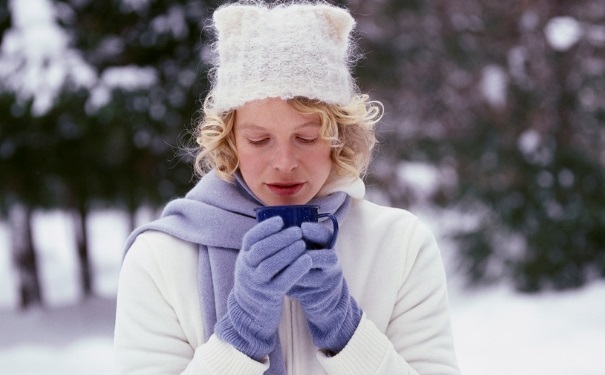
0;297;115;375
1;209;605;375
450;282;605;375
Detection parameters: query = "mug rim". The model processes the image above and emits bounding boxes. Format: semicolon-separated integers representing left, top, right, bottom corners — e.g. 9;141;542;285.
254;204;320;212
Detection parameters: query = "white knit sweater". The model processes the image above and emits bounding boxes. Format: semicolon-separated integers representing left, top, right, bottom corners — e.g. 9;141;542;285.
114;198;460;374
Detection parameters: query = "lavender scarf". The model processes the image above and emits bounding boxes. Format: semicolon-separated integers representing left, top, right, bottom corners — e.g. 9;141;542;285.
124;170;351;374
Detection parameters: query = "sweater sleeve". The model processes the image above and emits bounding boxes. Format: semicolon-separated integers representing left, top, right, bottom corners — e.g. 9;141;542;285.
317;218;460;375
113;233;269;375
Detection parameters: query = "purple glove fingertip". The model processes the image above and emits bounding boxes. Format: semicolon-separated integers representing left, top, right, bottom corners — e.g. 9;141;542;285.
290;225;363;354
215;216;310;360
301;221;332;248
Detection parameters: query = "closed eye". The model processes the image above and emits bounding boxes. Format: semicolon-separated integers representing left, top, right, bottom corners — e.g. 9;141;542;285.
247;138;270;146
296;136;318;144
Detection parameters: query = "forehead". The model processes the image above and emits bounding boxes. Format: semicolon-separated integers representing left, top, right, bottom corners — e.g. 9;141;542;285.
234;98;320;129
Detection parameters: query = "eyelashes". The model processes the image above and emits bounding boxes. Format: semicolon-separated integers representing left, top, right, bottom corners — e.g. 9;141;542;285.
246;137;319;146
247;138;270;146
296;137;319;144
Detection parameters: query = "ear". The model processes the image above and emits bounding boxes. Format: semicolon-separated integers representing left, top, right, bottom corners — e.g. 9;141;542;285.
313;6;355;47
213;5;261;38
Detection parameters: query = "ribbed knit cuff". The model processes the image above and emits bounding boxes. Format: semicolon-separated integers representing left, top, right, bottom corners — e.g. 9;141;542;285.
309;287;363;353
214;292;275;361
197;334;270;375
317;314;390;374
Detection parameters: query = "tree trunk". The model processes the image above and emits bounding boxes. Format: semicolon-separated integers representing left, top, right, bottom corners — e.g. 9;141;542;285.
11;205;43;309
128;204;137;233
74;203;93;297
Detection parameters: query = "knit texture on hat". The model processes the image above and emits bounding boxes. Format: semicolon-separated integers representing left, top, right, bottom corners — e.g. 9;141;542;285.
208;2;358;113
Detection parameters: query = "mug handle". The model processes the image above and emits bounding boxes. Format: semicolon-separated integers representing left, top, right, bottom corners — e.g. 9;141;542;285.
316;213;339;248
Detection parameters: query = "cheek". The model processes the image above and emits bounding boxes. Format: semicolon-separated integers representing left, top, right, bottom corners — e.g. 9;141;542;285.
315;144;333;166
306;145;333;177
236;145;265;179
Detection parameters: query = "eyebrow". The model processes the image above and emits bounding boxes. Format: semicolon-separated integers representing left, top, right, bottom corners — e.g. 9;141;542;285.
236;122;320;131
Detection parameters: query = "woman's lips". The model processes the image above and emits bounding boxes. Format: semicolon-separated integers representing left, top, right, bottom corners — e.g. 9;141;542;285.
266;183;304;196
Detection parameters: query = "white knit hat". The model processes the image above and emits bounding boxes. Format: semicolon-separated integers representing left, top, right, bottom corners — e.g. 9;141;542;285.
208;2;358;113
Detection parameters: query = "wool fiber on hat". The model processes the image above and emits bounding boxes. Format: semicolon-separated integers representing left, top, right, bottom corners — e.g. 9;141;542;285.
208;2;358;113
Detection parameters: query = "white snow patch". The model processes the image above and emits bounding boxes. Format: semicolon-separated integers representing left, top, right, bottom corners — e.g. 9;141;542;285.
480;65;508;109
1;210;605;374
87;66;159;111
397;162;441;203
544;16;582;51
0;0;96;115
517;129;541;155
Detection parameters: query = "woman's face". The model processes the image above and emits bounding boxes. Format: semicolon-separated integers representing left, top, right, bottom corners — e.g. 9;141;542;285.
234;97;333;206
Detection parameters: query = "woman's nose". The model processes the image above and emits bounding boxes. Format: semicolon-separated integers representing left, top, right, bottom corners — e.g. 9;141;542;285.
272;142;299;171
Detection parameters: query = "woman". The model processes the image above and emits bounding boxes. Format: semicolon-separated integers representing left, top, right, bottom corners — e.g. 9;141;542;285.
114;2;460;374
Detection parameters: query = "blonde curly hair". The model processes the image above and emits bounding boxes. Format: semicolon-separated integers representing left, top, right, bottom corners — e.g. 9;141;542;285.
194;94;382;182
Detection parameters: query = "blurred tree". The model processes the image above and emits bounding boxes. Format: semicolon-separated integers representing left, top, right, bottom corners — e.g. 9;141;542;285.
39;89;110;297
0;0;9;40
352;0;605;291
3;0;603;301
47;0;223;296
0;95;54;308
56;0;224;209
0;0;221;301
0;1;46;309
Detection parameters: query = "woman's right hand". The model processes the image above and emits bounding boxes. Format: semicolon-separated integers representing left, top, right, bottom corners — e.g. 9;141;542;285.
214;216;312;361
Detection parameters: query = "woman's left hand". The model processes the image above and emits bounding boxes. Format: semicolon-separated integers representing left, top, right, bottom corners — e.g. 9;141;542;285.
288;222;362;354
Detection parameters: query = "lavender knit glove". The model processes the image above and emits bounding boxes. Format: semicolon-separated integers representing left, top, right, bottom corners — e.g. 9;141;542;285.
215;216;312;360
288;222;362;354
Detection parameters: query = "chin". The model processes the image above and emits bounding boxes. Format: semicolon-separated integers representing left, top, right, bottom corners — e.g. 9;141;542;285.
263;195;312;206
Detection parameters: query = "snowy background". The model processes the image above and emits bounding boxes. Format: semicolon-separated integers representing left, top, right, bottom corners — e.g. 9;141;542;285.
2;0;605;373
1;210;604;375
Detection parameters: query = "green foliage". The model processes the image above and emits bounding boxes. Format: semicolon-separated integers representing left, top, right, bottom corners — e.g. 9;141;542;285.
1;0;604;294
0;0;9;39
55;0;222;207
1;0;225;218
357;0;605;291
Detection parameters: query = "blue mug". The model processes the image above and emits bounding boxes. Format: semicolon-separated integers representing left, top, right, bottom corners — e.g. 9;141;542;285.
254;205;339;248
